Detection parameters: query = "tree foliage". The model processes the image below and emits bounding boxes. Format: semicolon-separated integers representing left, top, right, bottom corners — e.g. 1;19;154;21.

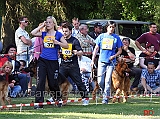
0;0;160;50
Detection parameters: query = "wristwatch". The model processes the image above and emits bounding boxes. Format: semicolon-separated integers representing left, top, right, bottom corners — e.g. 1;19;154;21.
127;50;130;53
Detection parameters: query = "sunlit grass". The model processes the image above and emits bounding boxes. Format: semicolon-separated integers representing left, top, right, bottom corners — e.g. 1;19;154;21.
0;95;160;119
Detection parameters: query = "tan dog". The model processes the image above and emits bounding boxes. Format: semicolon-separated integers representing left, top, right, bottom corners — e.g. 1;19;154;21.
111;59;131;103
92;59;130;103
0;75;11;109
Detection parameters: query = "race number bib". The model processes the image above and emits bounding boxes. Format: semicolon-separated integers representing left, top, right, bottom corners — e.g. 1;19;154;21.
43;36;55;48
102;38;114;50
61;44;72;56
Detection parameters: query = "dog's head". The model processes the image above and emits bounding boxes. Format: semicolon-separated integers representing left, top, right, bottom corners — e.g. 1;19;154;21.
116;59;131;74
28;58;38;78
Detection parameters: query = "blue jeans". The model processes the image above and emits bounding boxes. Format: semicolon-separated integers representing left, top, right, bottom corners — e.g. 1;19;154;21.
97;62;114;98
18;73;30;94
8;85;21;98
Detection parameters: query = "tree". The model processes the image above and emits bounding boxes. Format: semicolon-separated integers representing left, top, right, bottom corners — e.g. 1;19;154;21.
119;0;156;21
0;0;160;52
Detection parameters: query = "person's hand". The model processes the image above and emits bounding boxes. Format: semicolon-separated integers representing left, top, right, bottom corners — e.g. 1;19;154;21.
123;45;128;51
90;61;94;68
54;39;59;45
73;50;77;55
42;21;46;27
109;55;116;60
12;80;16;83
80;68;86;73
9;83;14;88
142;50;151;55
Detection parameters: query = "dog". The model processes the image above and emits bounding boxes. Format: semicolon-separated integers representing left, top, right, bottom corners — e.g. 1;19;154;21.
111;59;131;103
28;59;72;101
0;75;11;109
92;59;131;103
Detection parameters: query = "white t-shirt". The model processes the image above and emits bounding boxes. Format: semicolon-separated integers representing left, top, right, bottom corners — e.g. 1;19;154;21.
72;28;79;37
15;27;30;54
78;56;91;72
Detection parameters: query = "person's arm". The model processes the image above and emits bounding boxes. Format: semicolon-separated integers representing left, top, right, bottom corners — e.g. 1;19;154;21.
141;77;148;94
54;36;68;48
20;36;32;46
88;36;96;46
73;50;83;56
73;38;84;56
76;35;88;48
139;58;147;69
91;45;99;67
110;47;122;60
31;21;45;37
123;47;135;61
155;61;160;70
135;40;147;53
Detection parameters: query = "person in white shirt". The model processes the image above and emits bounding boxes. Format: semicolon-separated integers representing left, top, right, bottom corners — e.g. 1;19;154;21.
72;17;80;37
15;16;32;65
78;55;95;91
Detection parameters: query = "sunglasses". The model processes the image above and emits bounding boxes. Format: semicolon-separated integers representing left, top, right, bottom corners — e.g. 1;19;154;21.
21;21;29;23
148;62;154;65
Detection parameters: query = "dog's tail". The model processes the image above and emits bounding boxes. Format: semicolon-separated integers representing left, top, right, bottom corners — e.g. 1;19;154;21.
68;83;73;92
60;79;73;101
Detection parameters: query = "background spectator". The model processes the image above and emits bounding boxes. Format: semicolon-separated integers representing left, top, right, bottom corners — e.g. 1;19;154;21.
1;61;21;98
141;62;160;94
89;22;102;40
72;17;80;37
76;24;95;59
139;42;160;70
135;22;160;52
15;16;32;65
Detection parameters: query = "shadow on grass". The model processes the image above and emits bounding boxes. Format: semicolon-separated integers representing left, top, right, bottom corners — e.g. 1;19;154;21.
0;96;160;119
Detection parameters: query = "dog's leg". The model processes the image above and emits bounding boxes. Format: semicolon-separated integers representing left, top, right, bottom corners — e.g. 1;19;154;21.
0;83;8;107
59;80;72;105
123;77;130;103
0;93;5;107
112;88;121;103
92;80;99;100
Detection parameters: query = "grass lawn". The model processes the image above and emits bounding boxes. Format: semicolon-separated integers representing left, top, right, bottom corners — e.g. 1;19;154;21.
0;94;160;119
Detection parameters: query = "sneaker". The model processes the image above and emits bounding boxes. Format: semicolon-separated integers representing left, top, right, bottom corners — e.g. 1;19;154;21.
57;99;63;107
34;105;43;109
46;97;54;102
102;99;108;104
82;99;89;106
131;87;139;91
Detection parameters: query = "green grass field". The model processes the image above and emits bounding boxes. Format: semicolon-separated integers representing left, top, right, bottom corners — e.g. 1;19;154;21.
0;94;160;119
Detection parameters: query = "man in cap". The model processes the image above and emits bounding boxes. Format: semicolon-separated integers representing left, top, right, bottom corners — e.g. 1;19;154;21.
89;22;103;40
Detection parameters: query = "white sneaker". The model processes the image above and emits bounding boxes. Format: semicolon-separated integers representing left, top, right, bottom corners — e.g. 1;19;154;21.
46;97;54;102
82;99;89;106
102;99;108;104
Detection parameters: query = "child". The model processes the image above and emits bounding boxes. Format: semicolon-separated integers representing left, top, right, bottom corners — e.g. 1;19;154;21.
1;61;21;98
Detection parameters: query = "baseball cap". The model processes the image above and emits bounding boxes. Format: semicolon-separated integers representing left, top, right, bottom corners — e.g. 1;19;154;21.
94;22;102;27
146;42;154;48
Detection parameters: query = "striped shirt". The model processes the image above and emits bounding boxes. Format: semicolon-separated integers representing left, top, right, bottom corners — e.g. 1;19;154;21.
76;33;94;56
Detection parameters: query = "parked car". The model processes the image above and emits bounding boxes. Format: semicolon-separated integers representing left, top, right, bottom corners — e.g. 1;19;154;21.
79;19;150;65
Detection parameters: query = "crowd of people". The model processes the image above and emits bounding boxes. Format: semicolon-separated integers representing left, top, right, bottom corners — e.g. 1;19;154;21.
0;16;160;109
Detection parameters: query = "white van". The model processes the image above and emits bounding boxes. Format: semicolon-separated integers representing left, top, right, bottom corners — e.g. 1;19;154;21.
80;19;150;65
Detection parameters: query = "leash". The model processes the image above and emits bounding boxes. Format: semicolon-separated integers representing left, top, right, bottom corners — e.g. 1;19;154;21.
91;59;116;78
